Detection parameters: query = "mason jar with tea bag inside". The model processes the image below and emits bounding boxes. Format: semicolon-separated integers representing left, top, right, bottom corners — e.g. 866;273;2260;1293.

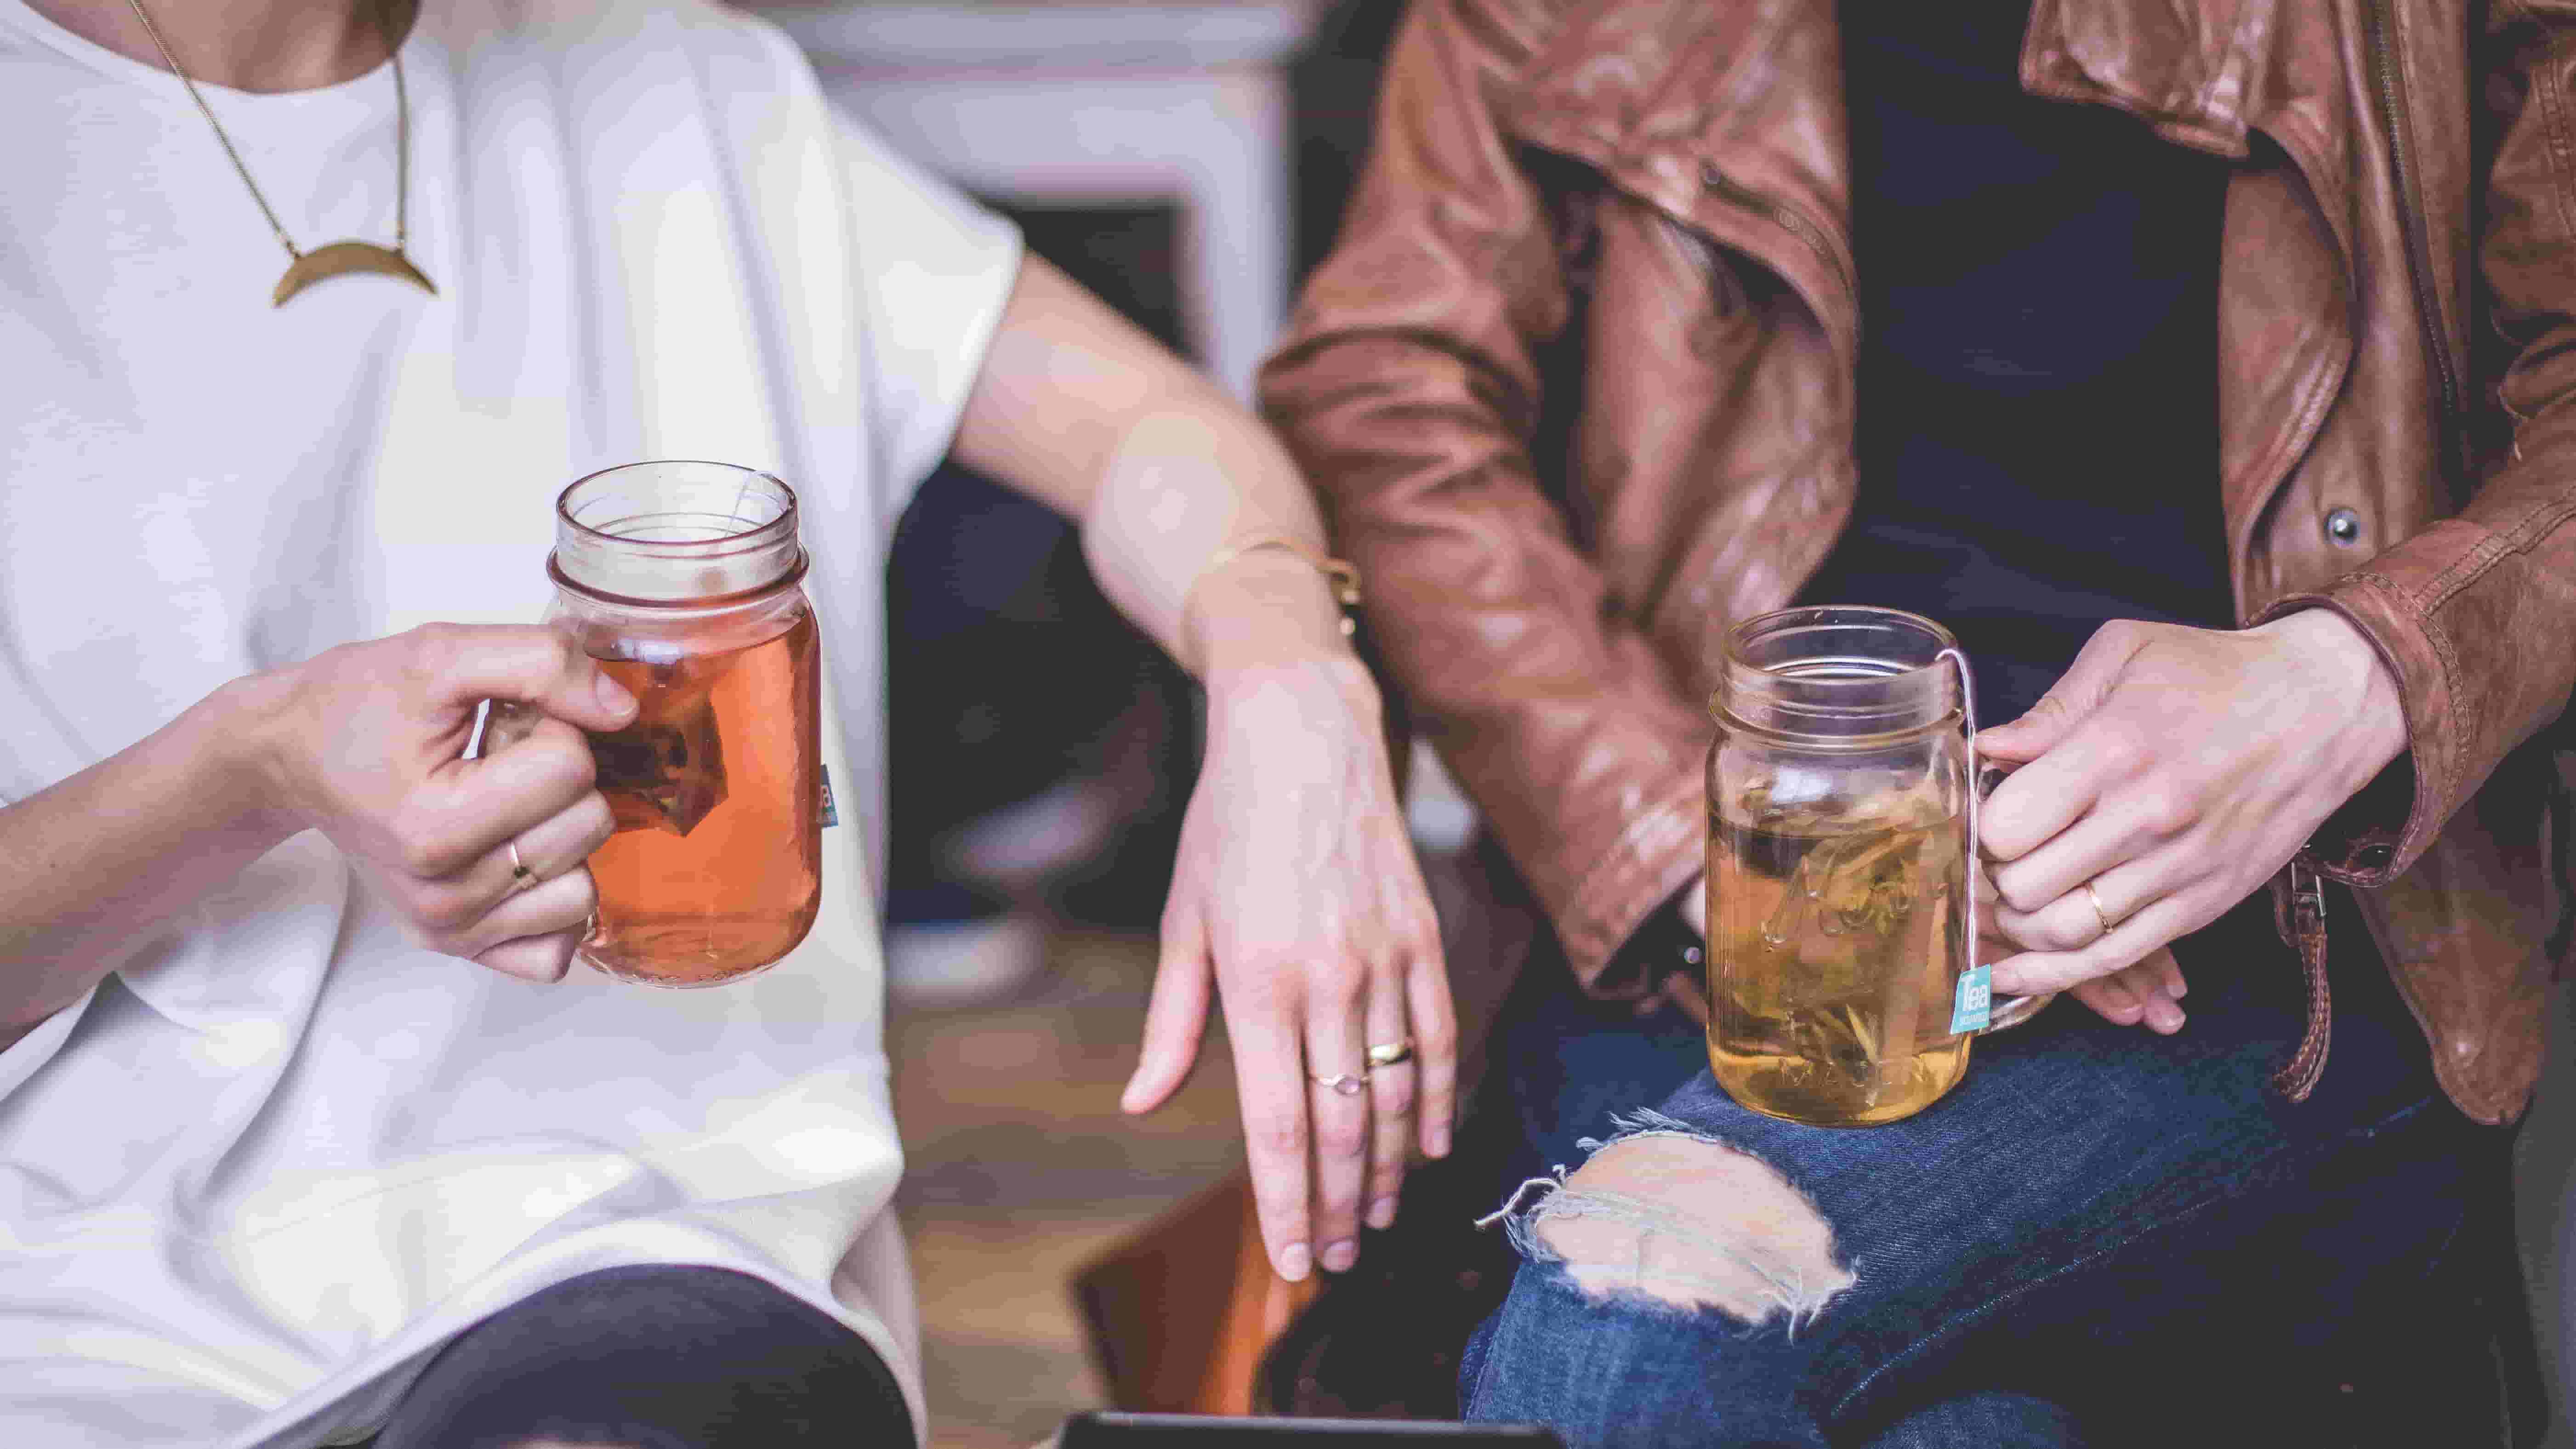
489;460;823;987
1704;606;2050;1126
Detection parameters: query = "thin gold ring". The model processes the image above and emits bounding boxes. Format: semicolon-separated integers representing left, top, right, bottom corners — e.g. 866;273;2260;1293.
2082;880;2117;940
1366;1038;1415;1069
1310;1072;1367;1097
507;839;537;891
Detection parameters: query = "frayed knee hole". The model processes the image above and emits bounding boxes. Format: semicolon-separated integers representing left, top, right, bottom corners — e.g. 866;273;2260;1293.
1530;1134;1854;1327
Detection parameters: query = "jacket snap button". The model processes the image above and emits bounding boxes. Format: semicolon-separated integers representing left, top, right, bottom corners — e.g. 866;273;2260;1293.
2325;507;2363;546
2359;842;2395;868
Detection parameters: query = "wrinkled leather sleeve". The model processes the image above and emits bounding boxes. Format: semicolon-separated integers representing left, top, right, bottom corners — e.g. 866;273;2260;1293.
2259;1;2576;886
1258;0;1708;989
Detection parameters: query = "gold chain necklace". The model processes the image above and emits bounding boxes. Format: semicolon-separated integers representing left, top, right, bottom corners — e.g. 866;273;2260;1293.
122;0;436;306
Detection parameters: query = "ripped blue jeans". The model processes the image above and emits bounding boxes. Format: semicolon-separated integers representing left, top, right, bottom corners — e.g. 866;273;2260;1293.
1459;890;2508;1447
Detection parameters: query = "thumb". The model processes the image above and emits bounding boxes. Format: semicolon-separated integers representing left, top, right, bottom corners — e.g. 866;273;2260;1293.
1122;911;1214;1114
1976;622;2150;764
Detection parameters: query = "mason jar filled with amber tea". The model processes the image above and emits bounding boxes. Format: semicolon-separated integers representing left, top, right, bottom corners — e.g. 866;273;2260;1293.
1705;606;2041;1126
506;460;823;987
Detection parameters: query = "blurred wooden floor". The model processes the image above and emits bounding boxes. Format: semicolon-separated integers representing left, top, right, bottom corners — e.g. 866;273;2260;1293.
892;929;1245;1449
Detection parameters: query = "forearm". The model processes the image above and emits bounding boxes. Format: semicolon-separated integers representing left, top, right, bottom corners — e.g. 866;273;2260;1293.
1086;386;1351;681
0;678;291;1040
952;255;1354;679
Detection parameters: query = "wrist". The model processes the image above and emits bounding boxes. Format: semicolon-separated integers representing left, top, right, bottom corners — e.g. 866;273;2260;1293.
1189;551;1359;680
2265;608;2409;773
190;672;306;841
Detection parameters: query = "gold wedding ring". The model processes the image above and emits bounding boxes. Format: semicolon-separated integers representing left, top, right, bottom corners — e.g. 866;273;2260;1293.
2083;880;2117;940
1366;1038;1415;1069
507;839;537;891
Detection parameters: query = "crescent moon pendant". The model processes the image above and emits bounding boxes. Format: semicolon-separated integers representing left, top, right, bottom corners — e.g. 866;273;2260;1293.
273;241;438;307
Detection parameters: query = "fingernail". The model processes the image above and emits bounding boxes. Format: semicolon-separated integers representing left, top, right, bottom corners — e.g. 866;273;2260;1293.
1428;1124;1452;1159
1368;1197;1397;1231
1321;1239;1358;1273
2167;979;2188;1000
596;675;636;716
1118;1080;1144;1114
1279;1244;1311;1282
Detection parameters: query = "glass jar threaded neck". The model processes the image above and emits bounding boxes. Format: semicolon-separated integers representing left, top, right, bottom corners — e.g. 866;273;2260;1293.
552;460;803;605
1713;606;1962;745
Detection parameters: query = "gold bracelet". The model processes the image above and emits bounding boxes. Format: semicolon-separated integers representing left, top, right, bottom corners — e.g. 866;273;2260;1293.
1199;531;1363;636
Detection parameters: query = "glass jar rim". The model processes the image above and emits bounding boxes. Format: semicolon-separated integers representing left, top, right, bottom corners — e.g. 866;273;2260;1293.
1712;605;1966;744
557;459;798;555
551;460;806;606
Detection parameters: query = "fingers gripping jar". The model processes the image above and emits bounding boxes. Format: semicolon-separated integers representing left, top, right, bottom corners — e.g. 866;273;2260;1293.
1704;606;2029;1126
545;460;823;986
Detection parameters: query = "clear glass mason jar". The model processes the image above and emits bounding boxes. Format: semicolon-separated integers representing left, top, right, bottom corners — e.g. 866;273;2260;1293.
537;460;823;987
1704;606;2045;1126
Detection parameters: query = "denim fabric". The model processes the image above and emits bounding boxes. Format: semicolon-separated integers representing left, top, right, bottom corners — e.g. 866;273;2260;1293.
1459;888;2504;1448
365;1265;912;1449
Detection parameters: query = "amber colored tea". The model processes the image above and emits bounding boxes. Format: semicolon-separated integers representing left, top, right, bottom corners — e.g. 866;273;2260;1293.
581;612;821;986
1706;782;1971;1126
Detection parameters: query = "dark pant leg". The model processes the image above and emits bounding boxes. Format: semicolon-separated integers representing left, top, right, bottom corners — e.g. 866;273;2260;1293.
1461;890;2499;1449
370;1265;912;1449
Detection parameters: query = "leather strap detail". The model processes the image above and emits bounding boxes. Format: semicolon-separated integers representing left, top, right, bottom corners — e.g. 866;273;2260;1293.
2269;858;2333;1101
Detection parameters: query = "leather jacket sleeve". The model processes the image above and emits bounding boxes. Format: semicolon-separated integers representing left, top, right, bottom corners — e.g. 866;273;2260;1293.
2260;2;2576;886
1258;0;1708;990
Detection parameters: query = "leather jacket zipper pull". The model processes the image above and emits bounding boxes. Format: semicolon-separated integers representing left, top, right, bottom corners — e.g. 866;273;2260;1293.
2269;858;2333;1102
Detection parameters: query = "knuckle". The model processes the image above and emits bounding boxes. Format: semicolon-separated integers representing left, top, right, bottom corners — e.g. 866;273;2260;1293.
2132;784;2197;837
394;825;463;881
542;731;599;793
1979;830;2028;865
2045;915;2096;952
2093;619;2146;652
1992;871;2046;915
1373;1079;1418;1117
2093;727;2148;777
577;793;617;852
413;886;483;936
1251;1114;1307;1163
405;622;467;675
1314;962;1367;1007
1319;1116;1368;1159
1415;1018;1458;1058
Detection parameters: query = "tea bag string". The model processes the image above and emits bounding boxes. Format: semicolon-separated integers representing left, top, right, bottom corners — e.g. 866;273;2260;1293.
1936;646;1981;972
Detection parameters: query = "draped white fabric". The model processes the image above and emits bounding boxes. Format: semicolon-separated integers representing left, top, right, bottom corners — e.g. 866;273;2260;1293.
0;1;1021;1442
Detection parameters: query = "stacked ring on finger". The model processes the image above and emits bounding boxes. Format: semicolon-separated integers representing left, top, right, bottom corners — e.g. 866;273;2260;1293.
1310;1071;1369;1097
507;839;540;892
2082;880;2119;940
1366;1038;1414;1069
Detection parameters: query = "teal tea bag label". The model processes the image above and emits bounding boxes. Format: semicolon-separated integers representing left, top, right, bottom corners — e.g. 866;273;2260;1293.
819;766;839;829
1950;963;1993;1035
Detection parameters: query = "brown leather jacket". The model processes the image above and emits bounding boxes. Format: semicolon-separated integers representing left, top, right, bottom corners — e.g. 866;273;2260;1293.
1261;0;2576;1125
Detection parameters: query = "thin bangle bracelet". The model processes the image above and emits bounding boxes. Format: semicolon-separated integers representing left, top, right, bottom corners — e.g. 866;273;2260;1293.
1191;532;1363;638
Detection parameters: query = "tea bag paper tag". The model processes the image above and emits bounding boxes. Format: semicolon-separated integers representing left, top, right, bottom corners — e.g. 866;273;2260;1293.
1950;964;1993;1035
819;766;839;829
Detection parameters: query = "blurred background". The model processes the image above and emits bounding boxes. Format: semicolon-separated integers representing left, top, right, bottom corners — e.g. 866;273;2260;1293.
739;5;2576;1448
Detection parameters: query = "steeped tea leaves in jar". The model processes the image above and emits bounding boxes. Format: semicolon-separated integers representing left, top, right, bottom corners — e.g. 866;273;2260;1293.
590;656;731;838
